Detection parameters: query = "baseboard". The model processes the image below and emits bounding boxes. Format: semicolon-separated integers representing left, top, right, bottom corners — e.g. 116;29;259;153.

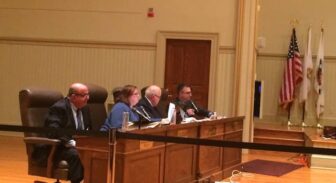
310;154;336;170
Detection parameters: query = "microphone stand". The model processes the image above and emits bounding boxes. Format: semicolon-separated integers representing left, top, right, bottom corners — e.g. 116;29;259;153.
132;107;151;130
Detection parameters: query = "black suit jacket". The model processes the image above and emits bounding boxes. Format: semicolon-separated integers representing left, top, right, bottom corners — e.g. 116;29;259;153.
136;97;162;120
172;98;212;119
45;97;92;144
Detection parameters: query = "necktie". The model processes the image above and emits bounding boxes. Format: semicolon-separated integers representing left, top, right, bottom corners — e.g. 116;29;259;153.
76;109;84;130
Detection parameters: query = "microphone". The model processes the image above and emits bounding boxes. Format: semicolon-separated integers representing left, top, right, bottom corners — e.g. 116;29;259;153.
132;107;151;122
190;100;199;112
140;106;151;119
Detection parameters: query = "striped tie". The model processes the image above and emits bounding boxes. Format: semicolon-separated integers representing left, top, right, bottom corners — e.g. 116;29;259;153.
76;109;83;130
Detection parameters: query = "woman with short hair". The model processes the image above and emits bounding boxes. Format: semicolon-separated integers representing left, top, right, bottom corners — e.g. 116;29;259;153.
100;85;140;130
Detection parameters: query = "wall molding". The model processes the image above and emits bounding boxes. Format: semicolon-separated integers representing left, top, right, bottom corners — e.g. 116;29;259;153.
219;46;235;53
156;31;220;109
0;6;142;15
0;36;156;50
257;52;336;60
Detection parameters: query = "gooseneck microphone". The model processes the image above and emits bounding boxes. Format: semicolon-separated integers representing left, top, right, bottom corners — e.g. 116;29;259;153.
132;107;151;122
140;106;151;119
190;100;199;112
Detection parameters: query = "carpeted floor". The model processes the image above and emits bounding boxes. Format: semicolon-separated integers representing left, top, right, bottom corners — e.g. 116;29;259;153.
241;159;304;177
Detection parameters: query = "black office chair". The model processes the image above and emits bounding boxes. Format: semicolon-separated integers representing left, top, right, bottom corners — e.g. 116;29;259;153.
19;87;69;183
85;83;108;131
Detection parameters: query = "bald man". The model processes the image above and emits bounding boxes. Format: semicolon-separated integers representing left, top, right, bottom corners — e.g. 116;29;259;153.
136;85;163;121
45;83;92;183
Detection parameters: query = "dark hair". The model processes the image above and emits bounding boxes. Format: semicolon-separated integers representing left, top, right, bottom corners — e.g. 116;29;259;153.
112;87;123;103
120;85;138;104
176;83;191;94
141;86;148;98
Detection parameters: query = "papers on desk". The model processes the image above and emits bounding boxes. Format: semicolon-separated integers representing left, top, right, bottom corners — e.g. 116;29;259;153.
127;121;161;130
160;118;170;125
145;122;161;128
167;103;175;123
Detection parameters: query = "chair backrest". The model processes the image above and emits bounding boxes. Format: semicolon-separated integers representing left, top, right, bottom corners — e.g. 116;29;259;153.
19;87;64;137
157;88;171;118
85;83;108;131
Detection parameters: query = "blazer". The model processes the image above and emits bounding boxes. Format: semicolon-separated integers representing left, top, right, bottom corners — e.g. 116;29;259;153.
136;97;163;120
172;98;212;119
45;97;92;144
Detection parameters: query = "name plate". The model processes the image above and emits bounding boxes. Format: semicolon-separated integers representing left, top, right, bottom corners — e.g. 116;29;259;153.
140;140;154;150
177;129;189;137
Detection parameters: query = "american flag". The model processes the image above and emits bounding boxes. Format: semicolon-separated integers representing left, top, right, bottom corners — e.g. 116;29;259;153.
279;28;303;109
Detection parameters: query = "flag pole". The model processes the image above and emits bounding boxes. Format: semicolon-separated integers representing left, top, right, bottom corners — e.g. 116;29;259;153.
287;103;292;126
301;102;307;127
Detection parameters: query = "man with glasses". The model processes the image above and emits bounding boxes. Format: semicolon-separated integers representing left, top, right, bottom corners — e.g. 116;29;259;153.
173;83;213;121
45;83;92;183
136;85;163;121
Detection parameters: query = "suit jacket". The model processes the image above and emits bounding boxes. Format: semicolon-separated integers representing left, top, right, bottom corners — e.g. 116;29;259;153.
45;97;92;144
172;98;212;119
136;97;162;120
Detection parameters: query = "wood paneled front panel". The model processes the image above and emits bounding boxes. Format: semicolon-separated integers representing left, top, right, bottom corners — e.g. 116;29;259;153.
197;136;223;180
222;131;242;178
116;148;165;183
197;120;225;180
164;144;197;183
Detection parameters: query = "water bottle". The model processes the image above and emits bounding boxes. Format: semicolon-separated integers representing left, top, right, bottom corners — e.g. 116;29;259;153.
121;112;129;132
213;112;217;120
171;109;177;125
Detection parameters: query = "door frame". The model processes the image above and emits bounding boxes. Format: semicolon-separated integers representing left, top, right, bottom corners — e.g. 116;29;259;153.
155;31;219;110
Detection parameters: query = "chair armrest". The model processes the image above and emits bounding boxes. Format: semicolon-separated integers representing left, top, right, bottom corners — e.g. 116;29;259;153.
24;137;61;177
24;137;61;145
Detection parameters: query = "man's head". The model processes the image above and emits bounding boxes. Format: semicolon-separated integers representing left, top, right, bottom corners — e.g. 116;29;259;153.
177;83;192;102
145;85;162;107
68;83;89;109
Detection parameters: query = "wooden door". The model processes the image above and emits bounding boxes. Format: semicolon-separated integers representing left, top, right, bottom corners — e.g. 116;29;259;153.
164;39;211;108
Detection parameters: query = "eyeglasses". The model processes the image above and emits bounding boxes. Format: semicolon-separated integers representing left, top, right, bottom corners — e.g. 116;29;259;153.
154;94;161;99
74;93;89;97
132;92;140;96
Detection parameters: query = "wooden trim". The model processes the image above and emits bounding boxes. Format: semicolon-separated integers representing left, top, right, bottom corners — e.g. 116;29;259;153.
233;0;245;116
155;31;219;110
248;0;259;142
0;36;156;50
257;52;336;61
219;46;235;54
0;7;142;15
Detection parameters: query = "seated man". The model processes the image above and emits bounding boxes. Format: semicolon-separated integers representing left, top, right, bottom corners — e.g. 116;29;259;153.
45;83;92;183
173;83;213;120
136;85;163;122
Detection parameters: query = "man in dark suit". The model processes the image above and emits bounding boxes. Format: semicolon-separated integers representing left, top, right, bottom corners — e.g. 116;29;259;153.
136;85;162;121
173;83;213;120
45;83;91;183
